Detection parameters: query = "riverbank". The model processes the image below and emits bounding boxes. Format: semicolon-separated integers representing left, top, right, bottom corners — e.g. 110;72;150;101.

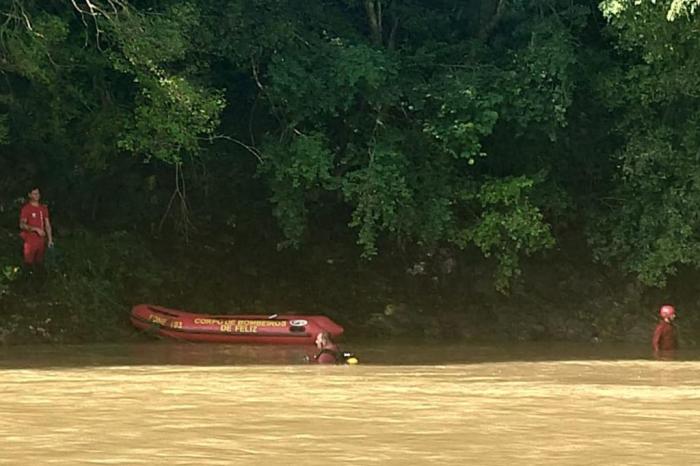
0;224;697;347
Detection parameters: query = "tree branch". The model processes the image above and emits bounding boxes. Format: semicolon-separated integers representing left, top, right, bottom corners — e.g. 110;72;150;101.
203;134;265;164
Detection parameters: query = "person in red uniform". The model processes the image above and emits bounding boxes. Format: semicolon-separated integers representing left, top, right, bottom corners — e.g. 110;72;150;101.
312;331;340;364
19;187;54;265
652;304;678;354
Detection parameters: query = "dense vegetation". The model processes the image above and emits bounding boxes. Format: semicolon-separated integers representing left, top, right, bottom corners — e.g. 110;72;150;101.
1;0;699;343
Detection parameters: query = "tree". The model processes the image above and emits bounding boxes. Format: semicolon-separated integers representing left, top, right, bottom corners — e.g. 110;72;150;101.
591;0;700;285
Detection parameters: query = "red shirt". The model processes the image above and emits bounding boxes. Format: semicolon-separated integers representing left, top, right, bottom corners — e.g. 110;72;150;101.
652;321;678;352
19;203;49;239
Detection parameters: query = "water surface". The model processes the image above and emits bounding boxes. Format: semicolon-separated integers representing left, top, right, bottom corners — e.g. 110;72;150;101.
0;342;698;465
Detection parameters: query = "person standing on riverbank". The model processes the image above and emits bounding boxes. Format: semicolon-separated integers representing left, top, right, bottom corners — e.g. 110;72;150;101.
652;304;678;354
19;187;53;266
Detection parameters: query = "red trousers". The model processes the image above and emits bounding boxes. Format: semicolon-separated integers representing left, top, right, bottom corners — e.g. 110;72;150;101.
23;234;46;265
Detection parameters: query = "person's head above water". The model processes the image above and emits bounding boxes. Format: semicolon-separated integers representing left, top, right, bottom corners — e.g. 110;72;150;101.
315;331;334;349
659;305;676;322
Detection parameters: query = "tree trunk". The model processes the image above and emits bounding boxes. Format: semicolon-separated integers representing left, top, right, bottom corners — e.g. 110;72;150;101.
364;0;383;46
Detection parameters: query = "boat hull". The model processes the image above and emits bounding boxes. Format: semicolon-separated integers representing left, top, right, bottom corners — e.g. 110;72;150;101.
130;304;344;345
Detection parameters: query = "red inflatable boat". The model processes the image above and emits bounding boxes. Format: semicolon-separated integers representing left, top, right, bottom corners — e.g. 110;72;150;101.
130;304;344;344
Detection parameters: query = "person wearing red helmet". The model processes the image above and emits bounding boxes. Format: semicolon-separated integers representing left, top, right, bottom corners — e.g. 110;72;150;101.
652;305;678;353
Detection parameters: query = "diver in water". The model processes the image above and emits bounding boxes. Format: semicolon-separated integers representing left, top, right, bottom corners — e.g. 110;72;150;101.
310;331;358;365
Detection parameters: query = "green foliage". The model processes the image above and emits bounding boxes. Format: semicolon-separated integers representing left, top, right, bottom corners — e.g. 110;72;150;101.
588;130;700;286
0;12;70;84
417;77;501;161
0;264;20;297
42;230;167;338
111;4;199;68
261;132;335;247
266;41;398;122
247;1;583;289
118;75;224;163
456;176;555;291
264;132;335;189
342;146;413;257
110;4;225;163
667;0;700;20
600;0;697;63
590;0;700;285
7;0;690;296
502;22;578;139
0;114;8;144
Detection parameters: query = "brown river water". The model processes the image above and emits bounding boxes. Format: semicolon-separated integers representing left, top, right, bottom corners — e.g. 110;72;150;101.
1;341;699;465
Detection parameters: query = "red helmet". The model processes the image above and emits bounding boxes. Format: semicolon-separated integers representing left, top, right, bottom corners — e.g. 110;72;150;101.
659;305;676;319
